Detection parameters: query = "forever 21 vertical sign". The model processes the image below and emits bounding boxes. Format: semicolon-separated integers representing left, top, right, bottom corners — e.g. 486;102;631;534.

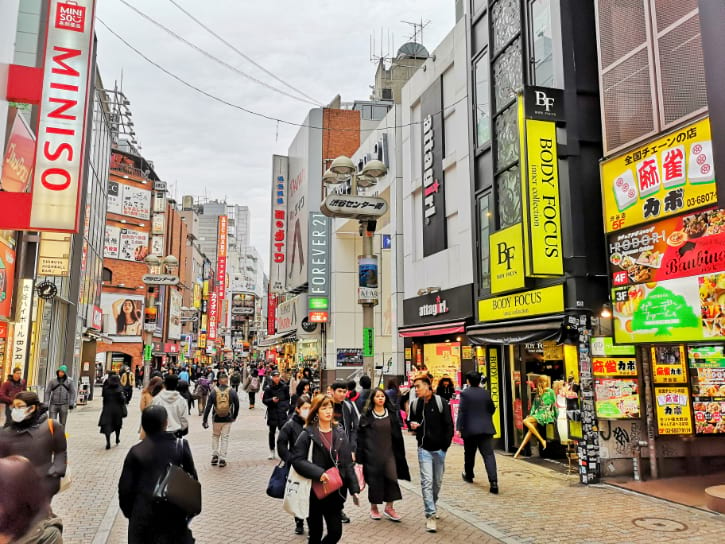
421;79;447;257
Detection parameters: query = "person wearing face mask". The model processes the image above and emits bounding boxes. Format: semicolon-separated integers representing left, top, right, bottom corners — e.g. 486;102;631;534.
0;366;27;425
277;395;312;536
0;391;68;503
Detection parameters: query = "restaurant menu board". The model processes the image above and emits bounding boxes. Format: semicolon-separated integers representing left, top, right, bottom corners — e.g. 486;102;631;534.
594;378;641;419
655;386;693;435
607;208;725;288
601;117;716;233
689;345;725;434
612;273;725;343
651;345;687;384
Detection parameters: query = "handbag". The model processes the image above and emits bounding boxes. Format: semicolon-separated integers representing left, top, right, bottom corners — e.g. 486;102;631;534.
354;463;366;492
152;439;202;517
312;467;343;500
283;441;313;519
266;461;290;499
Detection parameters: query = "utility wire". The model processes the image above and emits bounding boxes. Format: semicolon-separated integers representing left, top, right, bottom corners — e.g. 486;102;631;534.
96;18;468;133
117;0;321;107
167;0;322;106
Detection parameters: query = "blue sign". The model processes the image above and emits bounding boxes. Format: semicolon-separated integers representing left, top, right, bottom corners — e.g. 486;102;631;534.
382;234;391;249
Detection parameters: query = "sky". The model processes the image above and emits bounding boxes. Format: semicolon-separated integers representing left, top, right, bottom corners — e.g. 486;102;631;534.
94;0;456;271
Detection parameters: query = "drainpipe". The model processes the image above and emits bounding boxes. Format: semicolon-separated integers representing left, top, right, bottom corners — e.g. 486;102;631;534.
639;345;659;479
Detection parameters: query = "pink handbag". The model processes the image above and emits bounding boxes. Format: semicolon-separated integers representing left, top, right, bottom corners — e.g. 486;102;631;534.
354;463;366;492
312;467;343;499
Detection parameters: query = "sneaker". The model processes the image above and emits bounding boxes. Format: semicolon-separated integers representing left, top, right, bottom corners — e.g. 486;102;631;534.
383;506;401;522
490;482;499;494
268;450;275;460
340;510;351;524
461;472;474;483
211;455;219;466
294;520;304;535
370;507;382;520
218;459;227;467
426;517;437;533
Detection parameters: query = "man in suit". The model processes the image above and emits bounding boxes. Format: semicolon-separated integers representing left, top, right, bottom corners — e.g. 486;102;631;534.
456;371;499;494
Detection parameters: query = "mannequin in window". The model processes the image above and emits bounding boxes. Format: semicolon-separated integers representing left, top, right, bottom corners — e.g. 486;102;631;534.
553;380;569;443
514;375;556;459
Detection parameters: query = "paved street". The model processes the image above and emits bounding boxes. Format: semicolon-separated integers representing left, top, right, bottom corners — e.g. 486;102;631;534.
53;388;724;544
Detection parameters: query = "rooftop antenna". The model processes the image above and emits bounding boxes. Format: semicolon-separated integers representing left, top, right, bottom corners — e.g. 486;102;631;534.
401;18;431;46
370;27;394;67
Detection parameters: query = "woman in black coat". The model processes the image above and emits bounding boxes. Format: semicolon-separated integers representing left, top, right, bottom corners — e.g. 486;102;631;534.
288;379;311;418
292;394;360;544
357;388;411;522
436;376;456;401
99;374;127;449
277;395;311;536
119;405;198;544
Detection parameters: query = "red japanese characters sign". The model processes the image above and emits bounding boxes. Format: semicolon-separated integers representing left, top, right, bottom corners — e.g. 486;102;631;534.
217;215;227;300
269;155;287;294
0;110;35;192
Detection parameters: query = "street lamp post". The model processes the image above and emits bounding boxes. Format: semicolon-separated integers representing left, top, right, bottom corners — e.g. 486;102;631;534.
320;156;388;378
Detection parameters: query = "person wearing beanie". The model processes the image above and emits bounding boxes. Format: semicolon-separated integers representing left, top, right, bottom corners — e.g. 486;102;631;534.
355;375;373;412
0;367;27;424
44;365;76;426
151;374;189;437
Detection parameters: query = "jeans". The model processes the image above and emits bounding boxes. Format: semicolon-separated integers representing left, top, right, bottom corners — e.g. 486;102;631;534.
49;404;69;426
418;448;446;518
463;434;498;483
212;422;232;460
197;394;208;415
268;424;279;451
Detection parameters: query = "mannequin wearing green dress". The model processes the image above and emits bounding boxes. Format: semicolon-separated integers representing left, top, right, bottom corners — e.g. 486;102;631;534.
514;376;556;459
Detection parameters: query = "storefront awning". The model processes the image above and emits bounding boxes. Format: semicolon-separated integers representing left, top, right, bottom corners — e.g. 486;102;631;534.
257;331;297;347
466;315;565;345
398;321;466;338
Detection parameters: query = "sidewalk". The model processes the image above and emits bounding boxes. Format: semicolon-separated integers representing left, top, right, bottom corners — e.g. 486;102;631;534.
52;388;724;543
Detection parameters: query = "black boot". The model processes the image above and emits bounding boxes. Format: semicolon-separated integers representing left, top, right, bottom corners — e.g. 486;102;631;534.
294;518;304;534
105;435;111;450
490;482;499;494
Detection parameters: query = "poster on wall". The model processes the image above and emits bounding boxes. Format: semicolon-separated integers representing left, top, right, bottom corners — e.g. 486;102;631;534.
655;386;693;435
100;293;144;341
651;345;687;383
107;180;122;214
689;345;725;434
423;342;461;385
594;378;641;419
119;228;149;262
168;289;182;340
336;348;363;367
104;225;120;258
122;185;151;219
612;272;725;343
0;239;17;319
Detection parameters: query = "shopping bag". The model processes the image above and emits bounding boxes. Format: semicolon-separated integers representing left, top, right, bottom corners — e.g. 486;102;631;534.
354;463;366;492
283;440;313;518
266;462;289;499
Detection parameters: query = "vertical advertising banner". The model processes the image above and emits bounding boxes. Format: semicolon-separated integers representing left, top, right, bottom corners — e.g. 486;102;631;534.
208;291;219;340
217;215;228;299
267;293;277;335
269;155;288;294
168;289;182;340
357;256;379;305
0;109;35;192
308;212;330;322
11;280;34;374
0;239;17;319
420;79;447;257
489;223;526;294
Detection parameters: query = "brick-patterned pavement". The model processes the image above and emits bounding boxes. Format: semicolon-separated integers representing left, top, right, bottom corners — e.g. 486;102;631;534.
53;388;724;543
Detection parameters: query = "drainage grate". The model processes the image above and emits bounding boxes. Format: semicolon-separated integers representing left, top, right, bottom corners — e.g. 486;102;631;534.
632;517;688;532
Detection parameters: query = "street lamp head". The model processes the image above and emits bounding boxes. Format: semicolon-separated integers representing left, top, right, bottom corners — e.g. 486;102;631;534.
144;255;161;266
322;168;342;185
361;159;387;178
330;155;356;175
355;174;378;188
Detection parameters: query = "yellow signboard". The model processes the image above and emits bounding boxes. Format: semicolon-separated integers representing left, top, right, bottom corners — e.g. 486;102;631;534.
478;284;565;322
655;386;693;435
601;117;716;233
490;224;526;294
651;345;687;384
524;118;564;276
462;345;473;359
37;232;71;276
488;348;501;439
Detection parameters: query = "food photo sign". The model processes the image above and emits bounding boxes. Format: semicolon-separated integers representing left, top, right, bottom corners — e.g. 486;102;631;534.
689;346;725;434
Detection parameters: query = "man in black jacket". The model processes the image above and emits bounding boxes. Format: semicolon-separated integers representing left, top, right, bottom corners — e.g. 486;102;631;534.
262;370;290;460
407;374;453;533
202;372;239;468
331;381;359;524
457;372;498;493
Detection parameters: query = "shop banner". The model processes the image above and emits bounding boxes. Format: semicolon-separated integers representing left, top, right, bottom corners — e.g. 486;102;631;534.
478;283;564;322
594;378;641;419
601;117;716;233
122;185;151;219
0;109;35;192
590;336;635;357
423;342;461;385
269;155;288;294
107;180;122;214
689;345;725;434
119;228;149;262
37;232;71;276
217;216;228;300
651;345;687;384
490;223;526;294
420;79;446;257
592;357;637;377
308;212;330;321
10;280;33;374
0;239;17;319
168;289;182;340
607;207;725;287
612;272;725;343
104;225;121;258
336;348;363;367
655;386;693;435
100;293;144;341
488;348;501;438
358;256;379;304
208;291;218;340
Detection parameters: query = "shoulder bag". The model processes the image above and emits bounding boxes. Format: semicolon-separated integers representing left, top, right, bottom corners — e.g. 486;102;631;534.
152;439;202;517
266;461;289;499
283;439;313;518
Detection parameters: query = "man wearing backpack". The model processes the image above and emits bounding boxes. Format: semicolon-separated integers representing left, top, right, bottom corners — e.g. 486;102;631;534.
119;365;135;404
202;372;239;467
407;374;454;533
44;365;77;425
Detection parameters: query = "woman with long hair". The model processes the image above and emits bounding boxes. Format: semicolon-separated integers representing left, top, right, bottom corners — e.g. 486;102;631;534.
139;376;163;439
99;374;127;449
514;375;556;458
357;388;411;521
0;391;67;502
292;394;360;544
435;375;456;402
288;379;311;418
113;298;142;335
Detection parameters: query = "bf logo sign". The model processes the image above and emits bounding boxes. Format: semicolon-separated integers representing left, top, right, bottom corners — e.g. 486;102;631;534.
497;242;515;271
535;90;555;112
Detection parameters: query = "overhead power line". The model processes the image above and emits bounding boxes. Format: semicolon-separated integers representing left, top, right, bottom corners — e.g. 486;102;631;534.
167;0;322;106
95;18;468;133
118;0;321;107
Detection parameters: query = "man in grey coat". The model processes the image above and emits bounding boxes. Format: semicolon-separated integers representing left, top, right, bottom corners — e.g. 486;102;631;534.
44;365;76;426
456;371;498;494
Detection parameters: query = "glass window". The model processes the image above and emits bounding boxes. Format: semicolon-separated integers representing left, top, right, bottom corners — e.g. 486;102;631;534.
478;193;492;293
475;53;491;148
472;0;487;16
496;165;522;229
530;0;554;87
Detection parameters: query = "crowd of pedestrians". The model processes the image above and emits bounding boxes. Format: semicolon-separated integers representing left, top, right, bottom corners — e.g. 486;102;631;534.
0;358;502;543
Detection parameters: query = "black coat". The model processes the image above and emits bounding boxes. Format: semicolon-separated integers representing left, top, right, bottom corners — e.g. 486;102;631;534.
262;381;290;427
456;386;497;437
118;433;197;544
292;427;360;500
98;385;126;434
277;414;305;464
356;410;411;482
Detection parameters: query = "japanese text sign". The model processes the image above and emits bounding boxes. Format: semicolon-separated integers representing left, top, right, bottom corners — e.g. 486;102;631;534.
655;386;693;435
269;155;287;294
592;357;638;377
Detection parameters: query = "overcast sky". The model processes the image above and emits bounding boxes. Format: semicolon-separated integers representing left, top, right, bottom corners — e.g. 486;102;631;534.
95;0;455;270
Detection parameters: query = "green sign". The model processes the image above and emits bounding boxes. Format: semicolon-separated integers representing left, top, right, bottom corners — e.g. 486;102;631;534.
143;344;152;362
363;327;374;357
633;285;699;334
590;337;635;357
309;297;329;310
